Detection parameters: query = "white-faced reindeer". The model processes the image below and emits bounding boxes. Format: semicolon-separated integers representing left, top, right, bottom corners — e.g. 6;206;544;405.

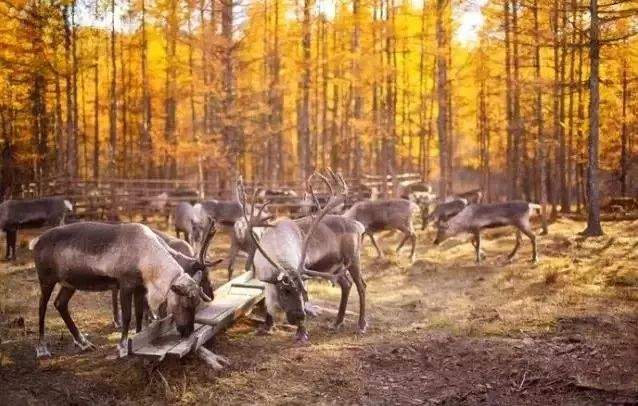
238;171;367;342
0;197;72;260
433;201;541;264
343;198;419;263
30;220;218;358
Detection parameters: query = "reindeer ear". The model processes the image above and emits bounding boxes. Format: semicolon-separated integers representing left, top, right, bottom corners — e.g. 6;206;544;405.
171;274;197;297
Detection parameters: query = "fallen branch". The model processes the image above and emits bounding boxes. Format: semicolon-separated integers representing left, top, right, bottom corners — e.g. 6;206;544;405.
197;347;230;370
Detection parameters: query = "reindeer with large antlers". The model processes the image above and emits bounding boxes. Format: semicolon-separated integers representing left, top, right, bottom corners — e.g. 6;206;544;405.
238;170;367;342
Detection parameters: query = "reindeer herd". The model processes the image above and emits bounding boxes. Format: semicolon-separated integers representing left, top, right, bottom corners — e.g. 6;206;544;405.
0;170;543;360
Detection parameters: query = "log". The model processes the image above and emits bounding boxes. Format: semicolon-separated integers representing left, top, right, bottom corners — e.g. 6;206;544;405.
196;347;230;370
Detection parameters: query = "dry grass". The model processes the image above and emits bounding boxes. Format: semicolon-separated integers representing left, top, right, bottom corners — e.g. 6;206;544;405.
0;218;637;404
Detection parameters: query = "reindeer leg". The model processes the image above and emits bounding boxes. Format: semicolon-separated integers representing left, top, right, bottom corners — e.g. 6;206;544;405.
133;288;145;333
520;224;538;263
3;229;10;260
348;259;367;334
6;229;16;260
118;288;133;357
227;243;238;281
332;272;352;330
367;232;384;258
473;230;482;264
257;313;274;335
36;281;55;358
54;286;95;351
294;322;309;343
111;287;121;328
507;230;523;260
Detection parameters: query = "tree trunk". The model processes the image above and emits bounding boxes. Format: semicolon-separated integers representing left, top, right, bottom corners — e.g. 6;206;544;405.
583;0;603;236
140;0;153;178
436;0;449;197
298;0;312;181
109;0;118;219
533;0;548;234
620;41;629;196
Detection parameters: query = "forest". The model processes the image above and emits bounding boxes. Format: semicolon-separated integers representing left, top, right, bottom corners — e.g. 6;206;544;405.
0;0;635;204
0;0;637;404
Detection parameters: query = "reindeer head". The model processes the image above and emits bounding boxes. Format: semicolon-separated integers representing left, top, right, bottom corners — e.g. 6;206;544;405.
167;271;212;337
433;220;457;245
237;170;348;331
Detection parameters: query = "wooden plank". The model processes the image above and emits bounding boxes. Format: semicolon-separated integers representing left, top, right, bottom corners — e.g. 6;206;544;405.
128;316;175;354
166;324;215;359
132;330;182;361
129;271;264;361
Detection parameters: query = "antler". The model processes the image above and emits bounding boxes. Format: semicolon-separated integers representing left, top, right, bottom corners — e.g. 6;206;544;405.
198;216;217;264
296;169;348;279
236;177;287;281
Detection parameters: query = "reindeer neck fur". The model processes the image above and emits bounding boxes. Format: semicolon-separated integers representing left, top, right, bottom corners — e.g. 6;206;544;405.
253;218;303;281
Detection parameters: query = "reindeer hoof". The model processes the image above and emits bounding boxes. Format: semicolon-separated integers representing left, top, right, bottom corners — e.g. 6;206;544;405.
117;342;129;358
35;343;51;359
294;331;310;344
357;321;368;334
330;322;344;332
256;327;273;336
304;303;320;318
74;336;96;352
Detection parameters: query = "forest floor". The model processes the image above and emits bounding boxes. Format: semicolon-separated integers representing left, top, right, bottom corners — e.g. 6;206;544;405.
1;217;637;405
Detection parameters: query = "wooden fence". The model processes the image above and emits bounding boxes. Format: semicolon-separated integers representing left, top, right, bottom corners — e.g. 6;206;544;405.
16;173;424;221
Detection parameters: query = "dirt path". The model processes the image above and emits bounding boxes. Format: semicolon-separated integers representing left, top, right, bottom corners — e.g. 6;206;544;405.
1;219;637;404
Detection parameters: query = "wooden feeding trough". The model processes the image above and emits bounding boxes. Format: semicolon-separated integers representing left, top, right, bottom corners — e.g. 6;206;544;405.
128;270;265;368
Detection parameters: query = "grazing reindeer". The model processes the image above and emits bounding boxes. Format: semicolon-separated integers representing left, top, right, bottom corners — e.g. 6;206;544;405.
343;199;418;262
238;171;366;342
109;225;220;328
30;220;217;358
433;201;541;264
0;197;72;260
174;202;198;244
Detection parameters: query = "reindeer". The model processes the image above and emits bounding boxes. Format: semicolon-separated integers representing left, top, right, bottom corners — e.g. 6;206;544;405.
0;197;73;260
108;225;220;328
343;198;418;262
433;201;541;264
174;202;198;244
238;171;367;342
226;209;270;281
193;198;272;267
29;220;217;358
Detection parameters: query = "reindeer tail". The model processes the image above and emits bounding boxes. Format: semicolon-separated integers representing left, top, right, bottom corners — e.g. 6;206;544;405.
64;199;73;211
28;236;40;251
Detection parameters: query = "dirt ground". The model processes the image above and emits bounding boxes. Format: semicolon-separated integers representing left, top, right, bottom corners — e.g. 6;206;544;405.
1;218;637;405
